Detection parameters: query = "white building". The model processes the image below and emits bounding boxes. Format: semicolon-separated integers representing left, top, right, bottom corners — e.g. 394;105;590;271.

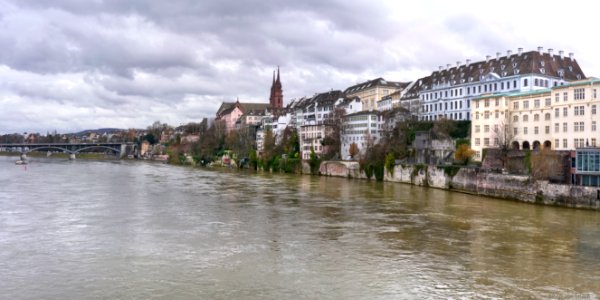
340;111;383;160
402;47;586;122
300;124;333;160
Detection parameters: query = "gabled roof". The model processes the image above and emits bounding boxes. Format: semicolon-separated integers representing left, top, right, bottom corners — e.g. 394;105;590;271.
344;78;411;95
216;101;270;118
428;50;585;89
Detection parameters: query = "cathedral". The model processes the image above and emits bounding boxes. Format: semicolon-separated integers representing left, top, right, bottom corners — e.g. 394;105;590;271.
269;67;283;108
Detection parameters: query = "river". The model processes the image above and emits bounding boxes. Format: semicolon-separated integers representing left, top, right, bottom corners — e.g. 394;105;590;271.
1;156;600;299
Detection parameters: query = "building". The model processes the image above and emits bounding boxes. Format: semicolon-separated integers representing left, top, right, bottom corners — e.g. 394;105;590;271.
269;67;283;109
471;77;600;160
414;47;585;122
340;110;383;160
299;124;333;160
215;100;270;132
344;78;410;111
573;148;600;186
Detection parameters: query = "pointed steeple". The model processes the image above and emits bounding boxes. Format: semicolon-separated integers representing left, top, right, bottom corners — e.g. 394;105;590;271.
276;66;280;84
272;70;276;84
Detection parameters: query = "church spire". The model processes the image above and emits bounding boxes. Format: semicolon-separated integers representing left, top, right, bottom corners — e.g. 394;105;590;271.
269;66;283;109
276;66;280;84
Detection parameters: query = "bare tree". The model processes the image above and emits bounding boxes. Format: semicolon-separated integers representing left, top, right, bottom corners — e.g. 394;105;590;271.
491;115;516;169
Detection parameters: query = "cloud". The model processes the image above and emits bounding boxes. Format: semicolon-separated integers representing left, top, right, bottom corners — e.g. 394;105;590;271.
0;0;599;134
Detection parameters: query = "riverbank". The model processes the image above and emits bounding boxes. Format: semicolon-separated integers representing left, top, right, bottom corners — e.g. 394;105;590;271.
317;160;600;211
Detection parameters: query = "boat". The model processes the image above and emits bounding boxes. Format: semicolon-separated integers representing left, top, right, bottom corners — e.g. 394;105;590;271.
15;160;28;165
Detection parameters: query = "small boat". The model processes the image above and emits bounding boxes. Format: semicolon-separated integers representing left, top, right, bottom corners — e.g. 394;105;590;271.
15;160;28;165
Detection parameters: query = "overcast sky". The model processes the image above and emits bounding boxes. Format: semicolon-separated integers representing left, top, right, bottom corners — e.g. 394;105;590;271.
1;0;599;134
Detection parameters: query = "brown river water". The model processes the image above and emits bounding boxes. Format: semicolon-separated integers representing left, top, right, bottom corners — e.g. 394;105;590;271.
1;156;600;299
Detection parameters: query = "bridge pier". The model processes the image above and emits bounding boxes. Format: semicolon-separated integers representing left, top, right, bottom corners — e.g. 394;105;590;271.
69;153;76;160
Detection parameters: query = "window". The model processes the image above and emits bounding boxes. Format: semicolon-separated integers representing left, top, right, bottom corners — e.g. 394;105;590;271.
484;111;490;119
545;98;551;107
555;139;559;149
524;127;528;134
514;128;518;135
593;121;597;131
555;93;559;103
575;106;585;116
534;114;539;122
523;100;529;109
545;126;550;134
534;99;540;108
513;115;519;122
523;115;529;122
534;126;539;134
484;99;489;107
484;138;490;146
484;125;490;133
563;122;568;132
495;111;499;119
555;123;559;132
574;88;585;100
563;139;567;148
494;138;499;146
514;102;519;109
524;79;528;87
563;107;568;117
594;89;597;99
475;125;480;133
563;92;568;102
495;99;499;106
593;138;597;147
593;105;597;115
475;138;481;146
555;108;559;118
545;113;550;121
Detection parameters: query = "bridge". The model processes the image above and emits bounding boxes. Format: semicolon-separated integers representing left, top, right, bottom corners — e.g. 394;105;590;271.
0;142;134;159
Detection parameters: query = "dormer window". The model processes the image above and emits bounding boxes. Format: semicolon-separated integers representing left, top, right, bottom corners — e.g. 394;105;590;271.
502;71;507;77
540;68;545;74
491;67;495;72
569;66;573;71
514;69;520;75
501;65;506;70
479;69;484;74
513;62;517;68
469;77;473;82
540;61;545;67
577;74;582;80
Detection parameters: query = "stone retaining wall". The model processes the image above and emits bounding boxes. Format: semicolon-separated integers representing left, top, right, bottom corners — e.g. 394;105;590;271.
317;161;600;210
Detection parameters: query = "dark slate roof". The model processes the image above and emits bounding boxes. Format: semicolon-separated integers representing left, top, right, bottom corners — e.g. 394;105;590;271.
343;78;411;94
429;50;585;88
216;101;270;118
400;75;432;100
289;90;345;110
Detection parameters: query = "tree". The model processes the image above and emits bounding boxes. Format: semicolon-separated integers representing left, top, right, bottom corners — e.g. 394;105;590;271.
308;147;321;175
492;116;516;168
432;117;456;139
454;144;475;165
348;142;359;159
321;107;346;159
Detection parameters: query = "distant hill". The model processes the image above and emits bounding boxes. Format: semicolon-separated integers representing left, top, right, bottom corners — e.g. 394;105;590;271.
71;128;123;136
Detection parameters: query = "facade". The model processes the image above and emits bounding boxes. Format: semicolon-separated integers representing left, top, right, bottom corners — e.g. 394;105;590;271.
344;78;410;111
377;89;403;111
471;78;600;160
573;148;600;186
299;124;333;160
408;48;585;122
215;101;270;132
340;111;383;160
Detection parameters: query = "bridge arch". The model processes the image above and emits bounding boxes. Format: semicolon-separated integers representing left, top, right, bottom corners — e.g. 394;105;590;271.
74;145;121;154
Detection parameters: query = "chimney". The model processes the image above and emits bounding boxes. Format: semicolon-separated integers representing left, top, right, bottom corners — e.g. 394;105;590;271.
548;48;554;56
507;50;512;56
518;48;523;56
466;59;471;65
496;52;501;59
486;55;491;62
559;50;564;59
446;63;451;70
569;52;574;60
538;46;543;55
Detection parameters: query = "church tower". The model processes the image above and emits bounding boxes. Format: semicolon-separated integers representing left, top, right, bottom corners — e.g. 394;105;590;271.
269;66;283;108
